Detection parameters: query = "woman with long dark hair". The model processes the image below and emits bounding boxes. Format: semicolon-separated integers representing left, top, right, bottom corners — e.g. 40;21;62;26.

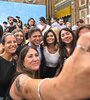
43;29;60;78
58;28;76;73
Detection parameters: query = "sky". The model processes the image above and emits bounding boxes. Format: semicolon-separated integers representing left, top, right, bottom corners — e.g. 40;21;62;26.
0;1;46;26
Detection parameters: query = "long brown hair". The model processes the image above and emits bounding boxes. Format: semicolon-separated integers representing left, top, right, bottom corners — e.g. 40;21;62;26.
17;46;39;78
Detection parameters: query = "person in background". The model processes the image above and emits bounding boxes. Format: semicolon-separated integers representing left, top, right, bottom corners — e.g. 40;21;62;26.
16;20;23;29
51;27;61;43
43;29;60;78
6;16;16;32
8;32;90;100
38;16;51;36
76;24;90;38
27;17;36;29
0;25;3;43
12;29;25;60
3;21;8;32
58;18;66;29
22;24;29;43
50;17;61;29
66;22;72;29
77;19;84;28
0;33;17;99
0;25;4;54
12;29;25;46
72;25;78;34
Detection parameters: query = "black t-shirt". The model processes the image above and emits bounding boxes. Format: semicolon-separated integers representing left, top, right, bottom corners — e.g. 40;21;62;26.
0;56;16;97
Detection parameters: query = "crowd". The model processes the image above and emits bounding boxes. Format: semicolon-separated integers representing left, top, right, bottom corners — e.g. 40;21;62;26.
0;16;90;100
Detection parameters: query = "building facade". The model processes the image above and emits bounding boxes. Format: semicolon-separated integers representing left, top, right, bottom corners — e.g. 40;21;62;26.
54;0;72;22
54;0;90;24
78;0;89;24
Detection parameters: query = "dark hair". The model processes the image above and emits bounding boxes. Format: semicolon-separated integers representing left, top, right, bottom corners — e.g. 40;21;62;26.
27;18;36;26
7;16;14;20
77;19;84;24
39;17;46;23
59;28;76;67
28;26;42;38
2;32;16;45
43;29;57;46
17;46;39;76
3;21;8;24
0;25;3;38
17;20;23;29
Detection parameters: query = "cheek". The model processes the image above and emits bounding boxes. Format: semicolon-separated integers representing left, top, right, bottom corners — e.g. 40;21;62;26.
70;35;73;41
23;59;32;68
61;37;64;41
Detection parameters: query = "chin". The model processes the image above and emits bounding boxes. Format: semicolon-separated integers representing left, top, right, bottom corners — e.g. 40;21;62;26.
33;67;39;71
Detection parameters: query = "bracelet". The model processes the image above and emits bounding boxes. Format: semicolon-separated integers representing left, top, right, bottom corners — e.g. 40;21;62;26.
76;44;87;51
38;78;49;100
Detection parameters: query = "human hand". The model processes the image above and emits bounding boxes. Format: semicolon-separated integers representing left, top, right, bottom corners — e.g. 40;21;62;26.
59;32;90;99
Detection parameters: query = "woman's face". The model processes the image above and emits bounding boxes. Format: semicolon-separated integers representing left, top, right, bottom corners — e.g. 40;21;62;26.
23;48;40;71
28;19;34;26
14;32;24;45
61;30;73;44
4;35;17;54
46;32;55;44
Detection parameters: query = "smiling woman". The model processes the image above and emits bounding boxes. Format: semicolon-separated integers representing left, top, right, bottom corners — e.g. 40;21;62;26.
17;46;40;78
3;46;40;100
42;29;60;78
0;33;17;99
57;28;76;74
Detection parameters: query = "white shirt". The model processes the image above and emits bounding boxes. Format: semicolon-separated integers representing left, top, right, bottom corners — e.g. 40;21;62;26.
38;24;51;36
43;47;60;67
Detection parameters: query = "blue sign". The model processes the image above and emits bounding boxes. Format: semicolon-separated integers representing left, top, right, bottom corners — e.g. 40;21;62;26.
0;1;46;25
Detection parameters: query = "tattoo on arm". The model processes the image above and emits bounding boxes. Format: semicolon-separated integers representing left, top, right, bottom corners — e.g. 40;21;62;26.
16;78;21;92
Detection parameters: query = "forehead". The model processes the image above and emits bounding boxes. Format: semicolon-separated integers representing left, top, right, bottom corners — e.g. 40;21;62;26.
27;48;37;54
15;31;23;35
61;30;67;34
29;19;34;22
5;35;16;41
8;17;13;20
31;31;41;36
47;32;53;35
61;30;72;35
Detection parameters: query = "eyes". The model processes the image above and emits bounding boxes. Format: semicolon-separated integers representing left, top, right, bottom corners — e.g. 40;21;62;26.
47;34;54;38
5;40;17;44
32;35;41;38
27;53;39;58
15;34;23;38
61;31;71;37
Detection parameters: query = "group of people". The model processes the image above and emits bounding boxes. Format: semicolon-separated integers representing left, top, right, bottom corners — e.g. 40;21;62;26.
0;15;90;100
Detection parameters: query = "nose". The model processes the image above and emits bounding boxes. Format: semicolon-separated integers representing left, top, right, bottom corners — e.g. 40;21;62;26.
33;56;38;61
17;35;21;39
64;34;68;38
36;36;40;40
11;41;17;46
